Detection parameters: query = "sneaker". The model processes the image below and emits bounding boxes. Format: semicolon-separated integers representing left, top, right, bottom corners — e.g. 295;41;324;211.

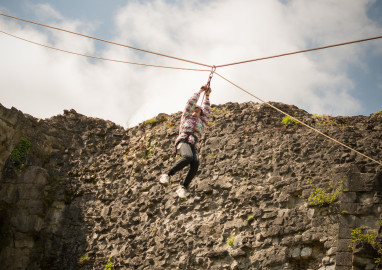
176;186;187;200
159;174;170;186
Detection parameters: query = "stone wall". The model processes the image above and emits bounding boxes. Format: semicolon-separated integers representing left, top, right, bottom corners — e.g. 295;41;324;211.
0;102;381;270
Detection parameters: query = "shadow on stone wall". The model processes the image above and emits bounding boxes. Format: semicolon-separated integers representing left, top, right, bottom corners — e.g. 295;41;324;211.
0;105;89;270
0;162;88;269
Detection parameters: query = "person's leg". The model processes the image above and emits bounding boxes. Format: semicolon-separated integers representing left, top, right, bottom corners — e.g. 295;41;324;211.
180;146;199;189
168;143;193;176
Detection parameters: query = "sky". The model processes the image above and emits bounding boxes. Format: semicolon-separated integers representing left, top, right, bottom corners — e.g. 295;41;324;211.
0;0;381;128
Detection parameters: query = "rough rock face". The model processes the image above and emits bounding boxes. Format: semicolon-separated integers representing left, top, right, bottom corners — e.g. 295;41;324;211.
0;102;381;270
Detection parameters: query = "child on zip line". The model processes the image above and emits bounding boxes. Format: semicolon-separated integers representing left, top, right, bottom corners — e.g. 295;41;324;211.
159;85;212;199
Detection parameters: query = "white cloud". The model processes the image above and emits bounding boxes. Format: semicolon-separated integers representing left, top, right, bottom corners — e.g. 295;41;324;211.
34;3;64;21
0;0;381;127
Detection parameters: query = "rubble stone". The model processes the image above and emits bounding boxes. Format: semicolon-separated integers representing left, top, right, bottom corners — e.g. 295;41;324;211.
0;102;381;269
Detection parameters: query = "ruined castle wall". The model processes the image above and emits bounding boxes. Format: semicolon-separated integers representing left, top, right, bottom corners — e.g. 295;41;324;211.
0;102;381;269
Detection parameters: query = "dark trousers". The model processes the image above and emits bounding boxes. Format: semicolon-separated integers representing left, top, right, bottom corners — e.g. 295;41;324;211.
168;142;199;189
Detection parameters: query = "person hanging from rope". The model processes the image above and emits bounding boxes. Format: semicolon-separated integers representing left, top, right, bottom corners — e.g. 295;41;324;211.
159;85;212;199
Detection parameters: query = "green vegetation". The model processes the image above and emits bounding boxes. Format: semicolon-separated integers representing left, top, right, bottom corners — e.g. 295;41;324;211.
227;235;235;247
163;120;176;128
281;116;298;125
10;136;32;168
104;257;113;270
349;226;382;264
312;114;327;119
247;216;254;222
312;114;348;130
208;107;231;126
78;255;88;265
143;117;158;127
142;115;176;129
97;135;106;142
143;136;156;160
312;114;332;126
375;110;382;116
211;107;231;116
208;120;216;127
303;177;344;207
207;151;216;159
341;210;349;215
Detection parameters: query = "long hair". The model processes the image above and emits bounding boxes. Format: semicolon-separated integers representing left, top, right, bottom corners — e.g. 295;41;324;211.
194;106;203;117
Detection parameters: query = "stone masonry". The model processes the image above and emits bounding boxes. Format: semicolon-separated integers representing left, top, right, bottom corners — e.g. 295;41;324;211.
0;101;381;270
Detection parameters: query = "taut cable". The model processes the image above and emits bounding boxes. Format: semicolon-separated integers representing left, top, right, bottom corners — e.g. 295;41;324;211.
0;30;211;72
216;36;382;68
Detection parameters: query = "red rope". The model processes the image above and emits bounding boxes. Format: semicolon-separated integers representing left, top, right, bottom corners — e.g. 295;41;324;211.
200;66;216;105
216;36;382;68
0;13;212;68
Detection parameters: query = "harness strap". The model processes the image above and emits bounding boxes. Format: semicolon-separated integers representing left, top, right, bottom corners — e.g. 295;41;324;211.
174;132;198;156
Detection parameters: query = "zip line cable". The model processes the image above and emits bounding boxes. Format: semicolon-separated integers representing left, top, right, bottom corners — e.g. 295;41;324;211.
216;36;382;68
0;13;212;68
0;30;210;72
215;71;382;167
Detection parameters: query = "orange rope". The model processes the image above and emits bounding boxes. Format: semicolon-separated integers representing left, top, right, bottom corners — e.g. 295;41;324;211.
215;71;382;167
0;30;211;72
0;13;212;68
216;36;382;68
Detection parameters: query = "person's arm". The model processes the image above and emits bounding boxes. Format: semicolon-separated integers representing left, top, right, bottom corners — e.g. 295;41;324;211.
201;86;211;125
183;88;204;117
